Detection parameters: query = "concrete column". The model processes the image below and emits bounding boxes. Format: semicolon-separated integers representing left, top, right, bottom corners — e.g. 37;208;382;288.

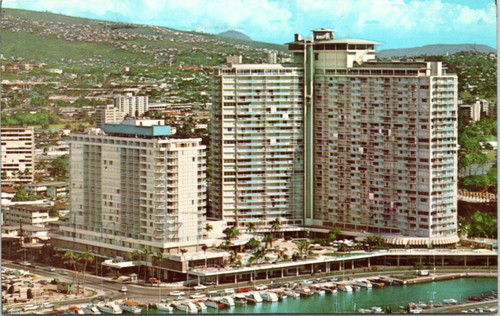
281;269;284;278
442;256;444;266
397;256;400;267
368;258;371;268
216;275;219;286
419;256;422;266
464;256;467;267
266;271;268;280
296;266;299;276
250;272;253;282
198;275;201;285
234;274;237;284
351;261;354;270
487;256;489;267
327;263;330;273
311;265;314;274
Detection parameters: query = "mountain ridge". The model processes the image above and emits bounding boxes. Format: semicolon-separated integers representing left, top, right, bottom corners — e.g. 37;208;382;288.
377;44;496;58
217;30;252;41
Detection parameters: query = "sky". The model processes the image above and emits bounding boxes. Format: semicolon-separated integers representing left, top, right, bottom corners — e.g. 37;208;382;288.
3;0;497;50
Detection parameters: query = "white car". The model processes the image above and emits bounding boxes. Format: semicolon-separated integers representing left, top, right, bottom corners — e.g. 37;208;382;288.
121;286;128;292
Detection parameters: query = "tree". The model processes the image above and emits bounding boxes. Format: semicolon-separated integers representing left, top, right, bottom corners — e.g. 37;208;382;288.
297;240;312;259
223;227;240;241
263;234;274;249
328;228;341;243
50;154;69;180
201;244;209;268
245;237;261;251
77;251;94;295
204;223;213;236
63;251;79;292
364;235;385;251
152;249;164;280
131;249;142;279
270;218;281;238
141;247;151;281
247;222;256;235
180;248;188;257
461;211;497;238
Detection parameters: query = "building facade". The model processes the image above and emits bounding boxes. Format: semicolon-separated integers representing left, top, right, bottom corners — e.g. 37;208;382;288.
287;29;459;243
209;64;305;230
55;119;206;257
1;127;35;184
95;104;127;128
114;94;149;117
3;204;56;227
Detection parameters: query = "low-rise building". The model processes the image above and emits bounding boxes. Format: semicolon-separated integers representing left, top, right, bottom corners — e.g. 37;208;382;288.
3;204;57;227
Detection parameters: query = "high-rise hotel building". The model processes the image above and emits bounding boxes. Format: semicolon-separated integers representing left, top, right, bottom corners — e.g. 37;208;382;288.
1;127;35;184
211;29;459;245
55;119;206;257
209;64;305;230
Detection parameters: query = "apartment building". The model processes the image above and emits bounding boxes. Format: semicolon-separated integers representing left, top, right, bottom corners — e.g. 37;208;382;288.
3;204;56;227
55;119;206;257
1;127;35;184
209;64;305;230
95;104;127;128
287;29;459;244
114;93;149;117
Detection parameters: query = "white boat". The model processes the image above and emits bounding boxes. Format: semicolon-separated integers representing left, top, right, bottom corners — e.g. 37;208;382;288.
309;286;326;295
234;294;248;304
260;291;279;302
295;287;314;296
156;303;173;312
443;298;458;305
219;296;235;306
42;303;54;309
246;292;263;303
410;307;423;314
190;293;206;299
173;302;198;313
371;306;383;313
195;301;207;311
97;302;122;314
283;290;300;298
23;305;38;312
359;308;372;313
205;298;225;309
120;301;142;314
355;280;373;288
338;284;353;292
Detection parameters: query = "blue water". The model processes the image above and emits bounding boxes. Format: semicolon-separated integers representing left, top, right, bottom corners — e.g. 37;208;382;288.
144;278;497;314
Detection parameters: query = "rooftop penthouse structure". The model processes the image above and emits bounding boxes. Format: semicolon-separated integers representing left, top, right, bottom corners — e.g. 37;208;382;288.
55;119;207;257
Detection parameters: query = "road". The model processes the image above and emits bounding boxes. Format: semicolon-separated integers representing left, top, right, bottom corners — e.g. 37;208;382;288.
425;300;498;313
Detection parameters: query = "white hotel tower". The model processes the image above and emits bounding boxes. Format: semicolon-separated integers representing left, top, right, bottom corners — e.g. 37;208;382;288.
56;119;206;257
209;63;305;230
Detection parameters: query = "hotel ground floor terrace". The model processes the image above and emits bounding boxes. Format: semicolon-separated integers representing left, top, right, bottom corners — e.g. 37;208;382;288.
186;249;496;285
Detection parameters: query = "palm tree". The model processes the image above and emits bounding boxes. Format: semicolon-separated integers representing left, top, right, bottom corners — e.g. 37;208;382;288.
201;245;209;268
263;234;274;249
153;249;164;280
328;228;341;243
270;218;281;239
63;251;79;292
131;249;142;279
204;223;213;237
247;222;256;235
223;227;240;242
141;247;151;281
297;240;312;259
77;251;94;295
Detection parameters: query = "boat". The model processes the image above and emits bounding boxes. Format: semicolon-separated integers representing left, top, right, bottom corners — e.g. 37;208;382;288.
68;305;85;314
23;305;38;312
368;279;385;288
283;290;300;298
120;301;142;314
443;298;458;305
260;291;279;302
370;306;383;313
173;302;198;313
410;307;423;314
351;285;361;291
219;296;235;307
205;298;225;309
190;293;206;299
246;292;263;303
97;302;122;314
358;308;372;313
321;286;337;294
195;301;207;311
469;296;482;301
155;303;173;312
309;286;326;295
234;294;248;304
89;305;102;314
42;303;55;310
7;307;23;314
338;284;353;292
355;280;373;288
294;287;314;296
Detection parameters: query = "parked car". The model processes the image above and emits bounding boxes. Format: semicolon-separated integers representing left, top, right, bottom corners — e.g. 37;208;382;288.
121;286;128;292
59;270;69;275
45;267;56;272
